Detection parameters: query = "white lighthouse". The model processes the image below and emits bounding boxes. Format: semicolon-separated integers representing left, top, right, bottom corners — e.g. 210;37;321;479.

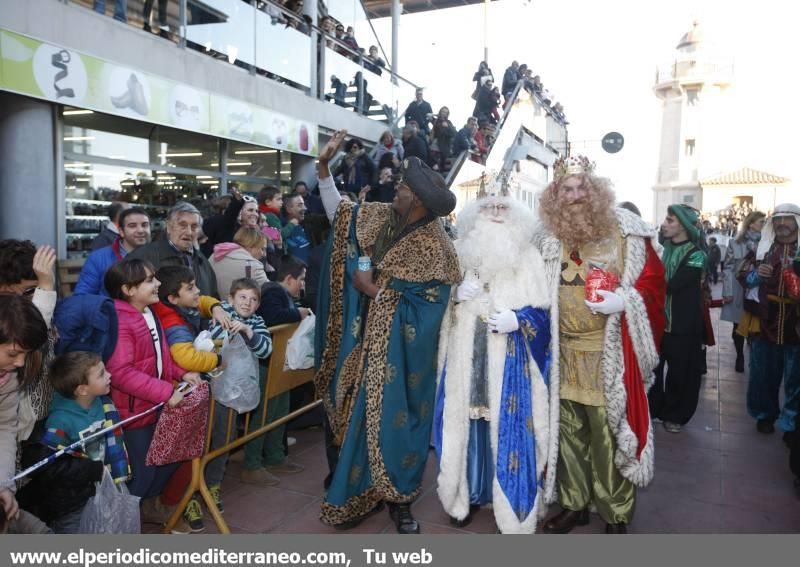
651;21;734;223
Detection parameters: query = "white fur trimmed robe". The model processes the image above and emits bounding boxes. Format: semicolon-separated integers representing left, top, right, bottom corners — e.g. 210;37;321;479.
435;245;552;534
532;209;665;505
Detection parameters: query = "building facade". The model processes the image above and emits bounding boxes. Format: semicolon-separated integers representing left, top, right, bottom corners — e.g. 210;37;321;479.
0;0;413;257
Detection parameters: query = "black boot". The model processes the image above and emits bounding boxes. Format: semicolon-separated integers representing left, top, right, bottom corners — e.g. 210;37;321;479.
542;508;590;534
449;505;480;528
733;333;745;373
605;522;628;534
387;503;420;534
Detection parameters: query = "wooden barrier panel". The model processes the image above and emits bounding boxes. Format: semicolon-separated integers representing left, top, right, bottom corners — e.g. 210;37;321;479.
56;258;86;298
163;321;321;534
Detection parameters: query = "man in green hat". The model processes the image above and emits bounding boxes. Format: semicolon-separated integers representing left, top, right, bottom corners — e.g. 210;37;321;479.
313;130;460;533
648;204;707;434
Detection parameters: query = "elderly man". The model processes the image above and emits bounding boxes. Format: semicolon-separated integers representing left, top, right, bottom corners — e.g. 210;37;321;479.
434;176;552;534
75;207;151;296
533;156;665;534
744;203;800;440
315;131;459;534
128;202;218;297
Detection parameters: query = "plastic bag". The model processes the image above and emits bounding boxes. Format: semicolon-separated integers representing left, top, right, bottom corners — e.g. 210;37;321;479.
79;468;140;534
285;315;316;370
210;333;261;414
585;265;620;303
146;382;210;466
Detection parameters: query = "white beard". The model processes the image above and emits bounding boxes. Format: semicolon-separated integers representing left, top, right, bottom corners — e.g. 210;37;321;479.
457;218;524;278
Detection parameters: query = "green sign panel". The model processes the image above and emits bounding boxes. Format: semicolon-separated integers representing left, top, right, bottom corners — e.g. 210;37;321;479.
0;29;318;156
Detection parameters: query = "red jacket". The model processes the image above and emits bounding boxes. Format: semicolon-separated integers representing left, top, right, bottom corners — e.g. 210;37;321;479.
107;300;185;428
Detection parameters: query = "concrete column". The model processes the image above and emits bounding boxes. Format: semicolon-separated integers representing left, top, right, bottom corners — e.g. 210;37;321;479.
0;92;59;248
306;0;319;98
391;0;401;84
292;155;317;189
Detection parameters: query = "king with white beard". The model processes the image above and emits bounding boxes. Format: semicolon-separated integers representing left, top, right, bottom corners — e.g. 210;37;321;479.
433;186;553;534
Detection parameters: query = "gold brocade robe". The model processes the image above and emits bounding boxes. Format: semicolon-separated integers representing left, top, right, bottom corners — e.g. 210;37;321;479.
558;227;625;406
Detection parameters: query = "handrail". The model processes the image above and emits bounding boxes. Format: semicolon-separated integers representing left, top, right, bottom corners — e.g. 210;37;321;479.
445;80;524;188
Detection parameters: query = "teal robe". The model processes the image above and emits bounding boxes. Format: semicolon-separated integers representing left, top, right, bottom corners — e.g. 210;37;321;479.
315;201;460;526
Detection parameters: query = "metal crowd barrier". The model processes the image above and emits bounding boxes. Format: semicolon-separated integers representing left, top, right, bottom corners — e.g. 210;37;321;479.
163;322;321;534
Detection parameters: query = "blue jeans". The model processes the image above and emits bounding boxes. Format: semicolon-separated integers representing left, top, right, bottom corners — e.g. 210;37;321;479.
124;423;180;498
747;337;800;432
94;0;128;22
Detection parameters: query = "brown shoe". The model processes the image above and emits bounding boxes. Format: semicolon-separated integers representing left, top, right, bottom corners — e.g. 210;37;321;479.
228;450;245;464
264;459;305;474
240;467;280;486
542;508;590;534
140;497;177;525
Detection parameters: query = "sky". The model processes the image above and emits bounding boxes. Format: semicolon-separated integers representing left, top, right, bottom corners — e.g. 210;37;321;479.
366;0;800;221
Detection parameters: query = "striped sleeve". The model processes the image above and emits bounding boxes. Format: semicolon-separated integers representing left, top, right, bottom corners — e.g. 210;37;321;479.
244;315;273;359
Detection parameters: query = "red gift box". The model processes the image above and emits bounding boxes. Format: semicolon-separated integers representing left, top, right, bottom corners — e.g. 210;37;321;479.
585;266;620;303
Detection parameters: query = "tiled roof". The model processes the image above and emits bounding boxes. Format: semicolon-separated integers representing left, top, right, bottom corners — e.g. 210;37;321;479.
701;167;790;186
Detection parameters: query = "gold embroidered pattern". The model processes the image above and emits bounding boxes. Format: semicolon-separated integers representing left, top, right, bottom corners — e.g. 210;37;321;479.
403;324;417;343
351;316;362;339
408;373;421;389
506;395;518;415
385;363;397;384
401;453;418;470
420;400;430;419
508;451;519;474
423;287;441;303
393;410;408;429
349;465;363;486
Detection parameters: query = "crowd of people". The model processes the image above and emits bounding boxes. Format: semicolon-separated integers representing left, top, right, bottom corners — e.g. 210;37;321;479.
1;129;797;536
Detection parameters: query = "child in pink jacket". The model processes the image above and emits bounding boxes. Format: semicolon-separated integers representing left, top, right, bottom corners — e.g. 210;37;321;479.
104;258;202;519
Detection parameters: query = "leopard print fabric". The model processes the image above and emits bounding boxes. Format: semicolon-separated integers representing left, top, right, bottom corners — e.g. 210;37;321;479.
317;202;460;525
314;201;356;422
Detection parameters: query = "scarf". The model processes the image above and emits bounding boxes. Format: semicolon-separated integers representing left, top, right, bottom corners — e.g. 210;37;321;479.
40;396;130;484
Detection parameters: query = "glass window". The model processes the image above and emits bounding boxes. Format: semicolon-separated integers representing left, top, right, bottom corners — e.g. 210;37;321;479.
226;141;279;180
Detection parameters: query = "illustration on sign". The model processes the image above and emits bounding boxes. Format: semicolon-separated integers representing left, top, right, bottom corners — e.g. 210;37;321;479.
108;67;150;117
32;44;88;103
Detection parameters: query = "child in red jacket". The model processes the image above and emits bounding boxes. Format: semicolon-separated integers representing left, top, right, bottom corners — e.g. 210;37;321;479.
104;258;202;525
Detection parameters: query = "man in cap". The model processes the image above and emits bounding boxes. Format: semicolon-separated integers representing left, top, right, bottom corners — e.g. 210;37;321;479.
434;174;552;533
743;203;800;440
648;205;708;434
533;155;665;534
314;130;460;533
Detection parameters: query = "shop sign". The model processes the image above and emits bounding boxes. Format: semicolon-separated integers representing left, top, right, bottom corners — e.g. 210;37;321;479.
0;29;318;156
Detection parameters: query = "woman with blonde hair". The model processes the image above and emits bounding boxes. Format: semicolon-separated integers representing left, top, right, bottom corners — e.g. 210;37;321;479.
209;227;272;296
721;210;766;372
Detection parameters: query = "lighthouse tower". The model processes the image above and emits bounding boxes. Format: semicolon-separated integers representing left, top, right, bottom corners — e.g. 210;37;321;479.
652;22;733;222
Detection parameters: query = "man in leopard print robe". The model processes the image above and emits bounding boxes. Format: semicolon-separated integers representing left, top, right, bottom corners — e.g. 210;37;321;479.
314;131;460;533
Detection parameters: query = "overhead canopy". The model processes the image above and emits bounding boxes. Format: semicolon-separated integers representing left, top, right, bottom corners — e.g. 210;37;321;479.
363;0;497;19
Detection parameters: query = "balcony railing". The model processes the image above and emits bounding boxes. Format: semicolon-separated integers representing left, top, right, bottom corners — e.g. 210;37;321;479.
64;0;419;125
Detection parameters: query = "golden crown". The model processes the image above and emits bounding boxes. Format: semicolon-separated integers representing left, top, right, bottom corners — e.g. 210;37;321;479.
553;155;596;179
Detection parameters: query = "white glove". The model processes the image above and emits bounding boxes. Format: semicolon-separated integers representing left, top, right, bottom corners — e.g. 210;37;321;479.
456;279;481;302
585;289;625;315
488;310;519;334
